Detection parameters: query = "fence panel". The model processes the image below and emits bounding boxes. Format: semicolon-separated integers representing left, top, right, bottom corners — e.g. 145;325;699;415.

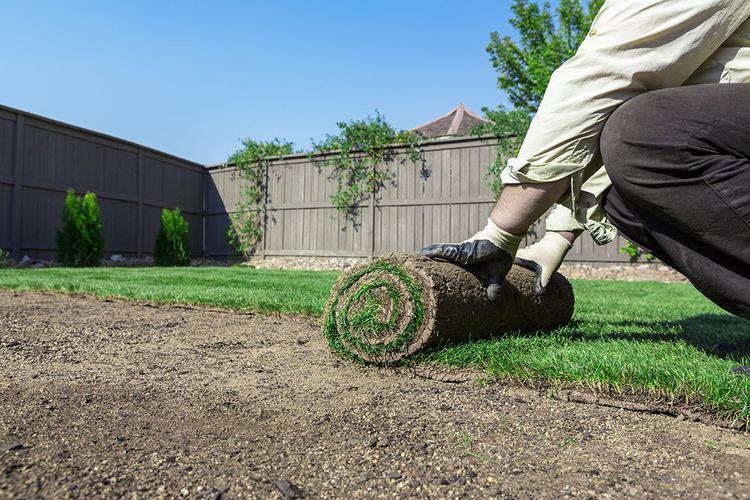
265;157;370;257
205;136;633;263
0;105;205;260
204;167;236;256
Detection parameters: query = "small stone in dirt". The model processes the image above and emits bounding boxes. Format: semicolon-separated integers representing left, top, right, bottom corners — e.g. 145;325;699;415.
385;472;403;480
0;442;23;453
296;338;308;345
208;487;229;500
275;479;304;499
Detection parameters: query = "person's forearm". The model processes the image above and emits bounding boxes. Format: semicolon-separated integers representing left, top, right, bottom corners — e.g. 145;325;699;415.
490;177;571;235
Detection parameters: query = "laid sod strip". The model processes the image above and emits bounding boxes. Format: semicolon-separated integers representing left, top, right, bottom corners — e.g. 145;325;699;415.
417;280;750;423
0;266;748;421
323;253;574;363
0;266;338;315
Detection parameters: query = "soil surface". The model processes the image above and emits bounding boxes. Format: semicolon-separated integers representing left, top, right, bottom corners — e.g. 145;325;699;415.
1;290;748;499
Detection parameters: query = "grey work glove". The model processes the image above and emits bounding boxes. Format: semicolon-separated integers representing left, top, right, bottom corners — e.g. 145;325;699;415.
418;218;524;303
514;231;573;295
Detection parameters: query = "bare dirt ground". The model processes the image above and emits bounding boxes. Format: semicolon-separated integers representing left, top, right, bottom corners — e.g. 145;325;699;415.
1;290;748;499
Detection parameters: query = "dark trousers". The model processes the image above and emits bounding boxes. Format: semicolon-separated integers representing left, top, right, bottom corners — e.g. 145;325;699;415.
601;84;750;319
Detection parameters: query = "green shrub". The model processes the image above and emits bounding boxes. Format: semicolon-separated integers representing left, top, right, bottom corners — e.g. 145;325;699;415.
0;249;9;268
154;207;190;266
56;190;104;267
620;240;655;263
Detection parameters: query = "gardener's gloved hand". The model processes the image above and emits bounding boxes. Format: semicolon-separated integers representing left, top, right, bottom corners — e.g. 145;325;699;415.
418;218;525;303
514;231;572;295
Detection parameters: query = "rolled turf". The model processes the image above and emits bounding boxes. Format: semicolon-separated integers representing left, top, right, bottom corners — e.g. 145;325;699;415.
323;253;575;363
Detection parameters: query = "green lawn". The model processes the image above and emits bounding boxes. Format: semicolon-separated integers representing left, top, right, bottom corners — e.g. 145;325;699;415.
0;267;748;422
0;267;339;315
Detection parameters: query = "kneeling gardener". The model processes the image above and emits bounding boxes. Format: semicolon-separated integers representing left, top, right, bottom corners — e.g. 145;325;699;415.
421;0;750;320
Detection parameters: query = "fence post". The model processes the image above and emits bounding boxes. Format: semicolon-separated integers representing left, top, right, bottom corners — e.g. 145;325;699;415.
10;114;24;261
260;162;269;259
368;163;376;259
136;149;144;258
201;168;207;257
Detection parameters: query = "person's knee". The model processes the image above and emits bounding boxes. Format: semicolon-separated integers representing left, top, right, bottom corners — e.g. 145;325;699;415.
600;92;664;186
602;89;697;187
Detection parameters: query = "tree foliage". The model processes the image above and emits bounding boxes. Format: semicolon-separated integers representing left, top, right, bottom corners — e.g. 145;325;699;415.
56;190;104;267
227;138;295;257
487;0;604;114
477;0;603;197
470;105;532;198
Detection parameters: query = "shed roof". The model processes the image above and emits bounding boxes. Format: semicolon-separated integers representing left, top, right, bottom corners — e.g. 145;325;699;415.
410;104;492;138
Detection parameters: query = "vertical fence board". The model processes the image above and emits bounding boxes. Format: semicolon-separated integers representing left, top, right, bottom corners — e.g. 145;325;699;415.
10;115;24;259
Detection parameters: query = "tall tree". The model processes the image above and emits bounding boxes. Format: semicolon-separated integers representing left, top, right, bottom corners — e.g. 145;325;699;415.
487;0;605;114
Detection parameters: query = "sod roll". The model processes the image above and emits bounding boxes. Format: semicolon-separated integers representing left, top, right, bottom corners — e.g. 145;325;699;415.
323;253;574;364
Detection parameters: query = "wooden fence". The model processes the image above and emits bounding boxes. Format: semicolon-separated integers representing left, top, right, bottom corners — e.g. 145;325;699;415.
0;107;634;264
205;136;632;263
0;105;205;260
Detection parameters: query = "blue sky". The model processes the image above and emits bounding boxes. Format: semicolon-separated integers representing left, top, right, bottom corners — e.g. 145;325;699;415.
1;1;516;164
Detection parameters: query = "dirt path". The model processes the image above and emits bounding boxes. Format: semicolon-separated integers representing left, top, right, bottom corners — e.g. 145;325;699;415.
1;290;749;499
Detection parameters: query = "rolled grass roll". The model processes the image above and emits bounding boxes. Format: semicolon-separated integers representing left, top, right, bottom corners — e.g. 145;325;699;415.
323;253;574;364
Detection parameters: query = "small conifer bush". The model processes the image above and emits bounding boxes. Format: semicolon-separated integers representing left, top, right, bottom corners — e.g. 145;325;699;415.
56;190;105;267
154;207;190;266
0;249;9;268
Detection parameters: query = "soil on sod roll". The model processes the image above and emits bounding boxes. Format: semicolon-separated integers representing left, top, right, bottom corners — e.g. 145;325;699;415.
324;253;574;363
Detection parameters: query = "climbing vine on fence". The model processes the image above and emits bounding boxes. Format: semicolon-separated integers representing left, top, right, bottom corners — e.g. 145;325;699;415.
227;138;294;257
310;111;423;226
